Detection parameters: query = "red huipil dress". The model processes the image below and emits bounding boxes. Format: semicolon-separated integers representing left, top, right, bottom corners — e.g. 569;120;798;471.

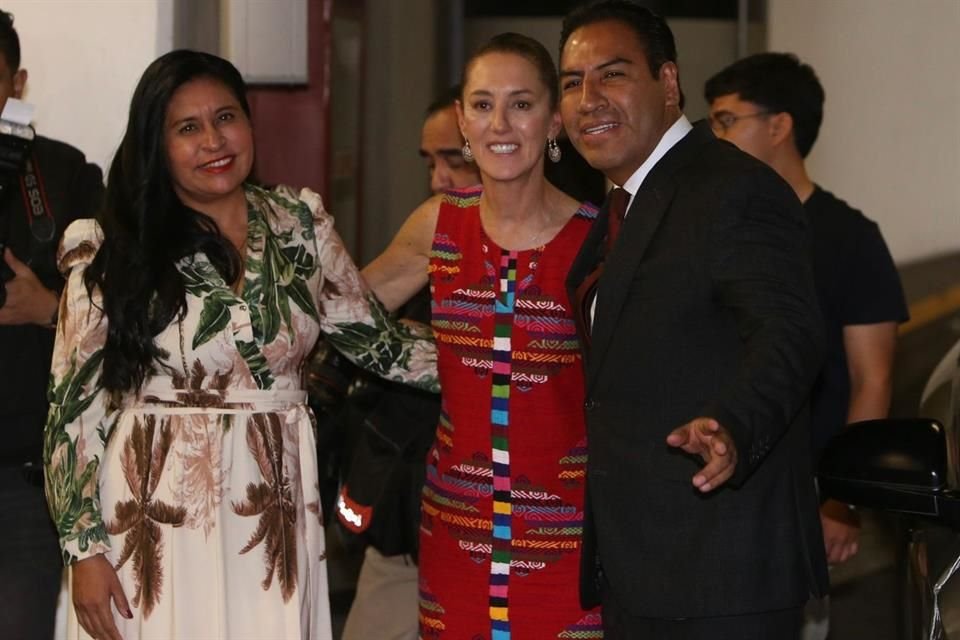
419;186;603;639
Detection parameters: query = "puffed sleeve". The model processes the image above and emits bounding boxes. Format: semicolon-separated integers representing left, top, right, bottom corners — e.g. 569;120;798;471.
43;219;116;565
297;188;439;393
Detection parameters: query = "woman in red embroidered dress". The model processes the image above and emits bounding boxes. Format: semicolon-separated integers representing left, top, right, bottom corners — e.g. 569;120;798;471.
364;33;602;639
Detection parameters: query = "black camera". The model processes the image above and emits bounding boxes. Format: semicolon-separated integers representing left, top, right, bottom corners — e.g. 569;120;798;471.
0;116;36;309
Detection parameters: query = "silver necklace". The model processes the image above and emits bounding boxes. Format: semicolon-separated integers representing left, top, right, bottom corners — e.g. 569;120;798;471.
527;225;545;248
526;211;552;248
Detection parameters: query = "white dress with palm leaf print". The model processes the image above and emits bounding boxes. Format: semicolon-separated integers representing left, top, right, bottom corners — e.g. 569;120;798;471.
44;184;437;640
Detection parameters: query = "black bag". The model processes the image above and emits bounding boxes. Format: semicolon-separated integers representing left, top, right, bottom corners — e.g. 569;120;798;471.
336;378;439;561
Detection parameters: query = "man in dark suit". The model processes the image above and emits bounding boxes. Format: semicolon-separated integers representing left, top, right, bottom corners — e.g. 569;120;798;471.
558;2;828;637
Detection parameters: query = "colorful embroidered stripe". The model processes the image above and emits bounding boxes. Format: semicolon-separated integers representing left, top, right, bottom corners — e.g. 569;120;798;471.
444;186;482;209
489;249;516;637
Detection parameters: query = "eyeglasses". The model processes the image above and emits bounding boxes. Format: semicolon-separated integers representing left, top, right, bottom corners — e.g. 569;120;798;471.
708;111;771;134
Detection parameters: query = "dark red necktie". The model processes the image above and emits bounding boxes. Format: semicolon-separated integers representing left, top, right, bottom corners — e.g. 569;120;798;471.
574;187;631;344
605;187;630;252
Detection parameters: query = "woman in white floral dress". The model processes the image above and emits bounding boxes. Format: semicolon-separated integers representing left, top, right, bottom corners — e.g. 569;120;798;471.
43;50;436;640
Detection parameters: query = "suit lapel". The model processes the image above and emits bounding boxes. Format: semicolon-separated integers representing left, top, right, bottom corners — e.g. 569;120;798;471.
585;121;714;389
567;205;607;291
586;178;677;388
566;203;607;344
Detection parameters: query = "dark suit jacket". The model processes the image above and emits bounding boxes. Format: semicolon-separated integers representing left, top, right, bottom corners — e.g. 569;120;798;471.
566;122;829;618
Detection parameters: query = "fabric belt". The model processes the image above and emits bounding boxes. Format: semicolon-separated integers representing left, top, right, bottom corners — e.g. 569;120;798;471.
133;383;307;415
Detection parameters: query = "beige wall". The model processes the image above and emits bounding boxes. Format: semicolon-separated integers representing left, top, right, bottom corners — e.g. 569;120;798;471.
360;0;437;261
769;0;960;264
670;19;765;120
5;0;173;174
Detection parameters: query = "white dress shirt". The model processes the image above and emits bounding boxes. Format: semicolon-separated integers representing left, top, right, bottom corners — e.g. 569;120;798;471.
589;115;694;328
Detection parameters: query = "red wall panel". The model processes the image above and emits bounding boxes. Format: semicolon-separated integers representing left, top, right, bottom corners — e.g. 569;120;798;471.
247;0;333;198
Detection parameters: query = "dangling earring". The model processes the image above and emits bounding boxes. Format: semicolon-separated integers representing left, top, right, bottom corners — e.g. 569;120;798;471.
547;137;562;163
462;140;474;162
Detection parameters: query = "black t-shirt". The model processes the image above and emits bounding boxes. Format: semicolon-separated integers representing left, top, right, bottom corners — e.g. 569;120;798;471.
0;135;103;464
805;186;908;459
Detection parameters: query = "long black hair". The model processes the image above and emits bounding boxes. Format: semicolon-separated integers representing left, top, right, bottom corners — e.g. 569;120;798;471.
85;50;250;394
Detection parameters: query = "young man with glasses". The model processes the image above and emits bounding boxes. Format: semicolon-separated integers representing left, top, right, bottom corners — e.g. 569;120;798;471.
705;52;909;637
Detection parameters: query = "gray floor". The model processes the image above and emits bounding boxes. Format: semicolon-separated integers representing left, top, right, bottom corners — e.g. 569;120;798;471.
826;510;900;639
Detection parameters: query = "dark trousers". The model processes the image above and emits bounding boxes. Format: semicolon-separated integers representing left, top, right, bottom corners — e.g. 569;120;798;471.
0;466;62;640
602;579;803;640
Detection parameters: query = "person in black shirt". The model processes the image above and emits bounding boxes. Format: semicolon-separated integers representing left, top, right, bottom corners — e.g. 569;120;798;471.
705;51;909;635
0;10;104;638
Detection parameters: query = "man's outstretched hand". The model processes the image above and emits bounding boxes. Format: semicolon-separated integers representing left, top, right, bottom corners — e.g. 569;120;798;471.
666;417;738;492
